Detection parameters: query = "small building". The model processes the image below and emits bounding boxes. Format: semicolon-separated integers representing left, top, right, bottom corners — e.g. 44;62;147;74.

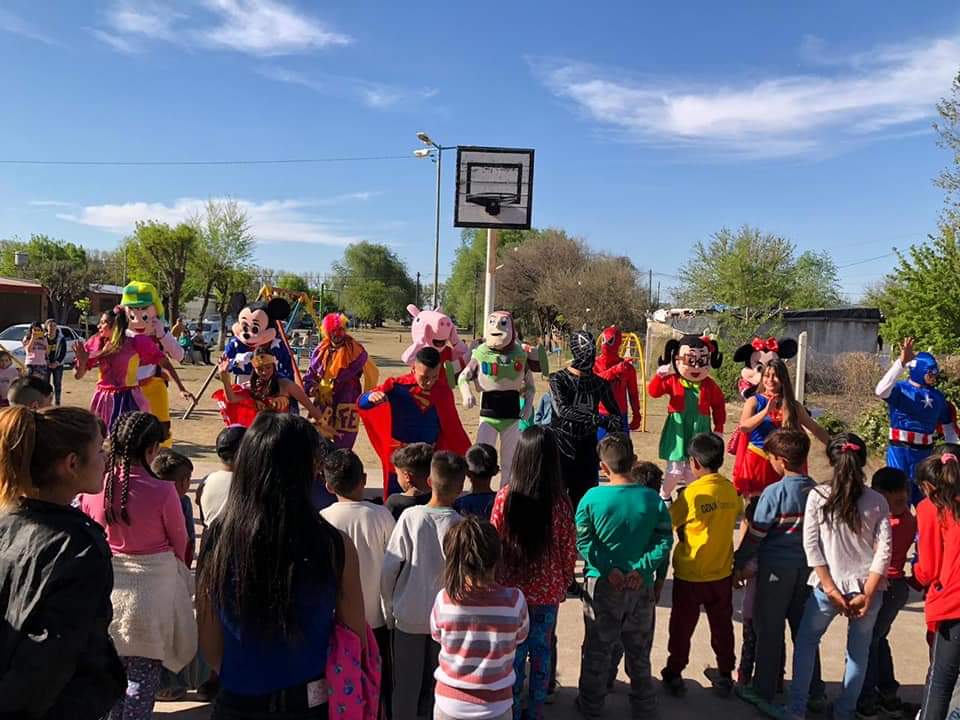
0;277;47;329
781;307;882;356
65;284;125;328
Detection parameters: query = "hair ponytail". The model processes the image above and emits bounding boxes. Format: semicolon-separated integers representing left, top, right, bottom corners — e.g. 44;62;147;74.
0;406;103;510
99;307;130;358
917;444;960;521
823;432;868;533
104;412;165;525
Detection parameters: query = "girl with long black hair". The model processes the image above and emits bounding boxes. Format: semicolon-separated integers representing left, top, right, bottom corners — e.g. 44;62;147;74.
197;412;365;719
490;426;576;720
788;433;892;720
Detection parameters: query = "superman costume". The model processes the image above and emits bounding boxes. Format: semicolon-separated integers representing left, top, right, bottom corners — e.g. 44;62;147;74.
358;373;470;499
876;352;959;504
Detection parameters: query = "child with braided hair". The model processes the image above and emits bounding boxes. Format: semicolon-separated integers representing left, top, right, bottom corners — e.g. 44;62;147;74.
79;411;196;720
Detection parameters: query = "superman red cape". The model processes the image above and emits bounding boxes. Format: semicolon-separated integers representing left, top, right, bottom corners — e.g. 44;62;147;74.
358;373;470;500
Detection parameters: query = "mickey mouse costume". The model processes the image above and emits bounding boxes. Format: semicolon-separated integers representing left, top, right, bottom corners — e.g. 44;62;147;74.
222;295;295;382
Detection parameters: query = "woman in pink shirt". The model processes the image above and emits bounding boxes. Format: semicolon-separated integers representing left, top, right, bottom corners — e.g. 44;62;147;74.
80;411;193;720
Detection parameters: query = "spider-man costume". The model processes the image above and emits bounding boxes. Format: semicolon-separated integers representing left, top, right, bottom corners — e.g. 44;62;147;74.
593;326;642;436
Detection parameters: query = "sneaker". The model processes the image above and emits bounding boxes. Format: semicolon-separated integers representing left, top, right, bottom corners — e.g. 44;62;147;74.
735;684;763;706
195;678;220;703
807;694;828;715
566;582;582;600
878;694;905;718
574;696;601;719
544;688;557;705
737;669;753;687
660;670;687;697
754;699;792;720
857;702;880;720
155;687;187;702
704;667;734;698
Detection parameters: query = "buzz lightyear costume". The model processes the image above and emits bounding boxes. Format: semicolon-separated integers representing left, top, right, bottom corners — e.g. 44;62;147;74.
459;311;535;486
121;282;184;446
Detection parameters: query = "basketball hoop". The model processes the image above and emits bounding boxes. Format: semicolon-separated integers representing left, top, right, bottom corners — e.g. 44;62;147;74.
465;192;520;216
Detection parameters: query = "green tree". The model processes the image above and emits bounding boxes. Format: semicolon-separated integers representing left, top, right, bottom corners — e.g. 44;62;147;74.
878;218;960;353
123;221;198;322
330;242;414;322
213;268;255;350
935;71;960;207
0;234;92;322
276;273;310;293
676;225;842;323
188;200;255;331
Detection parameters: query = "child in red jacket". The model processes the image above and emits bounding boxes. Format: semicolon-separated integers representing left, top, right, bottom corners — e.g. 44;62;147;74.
914;444;960;720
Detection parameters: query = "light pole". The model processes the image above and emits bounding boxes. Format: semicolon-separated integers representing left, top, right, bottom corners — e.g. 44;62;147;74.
415;131;455;309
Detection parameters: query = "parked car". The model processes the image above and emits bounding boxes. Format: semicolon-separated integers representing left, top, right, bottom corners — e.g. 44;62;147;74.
0;324;84;369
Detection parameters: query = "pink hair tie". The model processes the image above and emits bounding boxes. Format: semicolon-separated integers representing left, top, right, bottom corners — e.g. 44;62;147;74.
113;304;124;314
840;442;861;453
941;453;958;465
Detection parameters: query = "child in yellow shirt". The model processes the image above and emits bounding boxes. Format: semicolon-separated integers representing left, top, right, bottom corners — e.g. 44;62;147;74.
661;432;742;698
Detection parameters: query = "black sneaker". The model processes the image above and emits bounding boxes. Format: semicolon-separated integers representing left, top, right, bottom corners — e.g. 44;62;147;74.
661;670;687;697
704;667;734;698
878;693;904;718
195;677;220;703
856;701;880;720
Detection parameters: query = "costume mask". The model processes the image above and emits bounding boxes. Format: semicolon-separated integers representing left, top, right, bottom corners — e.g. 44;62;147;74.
321;313;348;346
600;326;623;361
121;281;165;337
733;336;798;389
570;330;596;371
659;334;722;383
484;311;515;352
230;297;290;349
909;352;940;386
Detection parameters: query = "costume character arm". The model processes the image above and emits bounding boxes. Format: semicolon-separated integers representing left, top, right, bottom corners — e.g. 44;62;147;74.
939;400;959;443
521;365;535;421
647;368;674;399
708;379;726;433
875;359;903;400
598;378;623;432
625;363;642;430
458;354;480;409
549;372;600;427
156;325;185;362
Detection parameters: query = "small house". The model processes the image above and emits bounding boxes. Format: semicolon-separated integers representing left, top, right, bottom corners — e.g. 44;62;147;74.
0;277;47;329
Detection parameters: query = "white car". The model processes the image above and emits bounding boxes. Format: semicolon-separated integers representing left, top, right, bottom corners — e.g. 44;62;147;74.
0;324;84;369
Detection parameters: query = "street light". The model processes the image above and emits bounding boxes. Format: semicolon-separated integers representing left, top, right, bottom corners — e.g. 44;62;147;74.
414;130;455;309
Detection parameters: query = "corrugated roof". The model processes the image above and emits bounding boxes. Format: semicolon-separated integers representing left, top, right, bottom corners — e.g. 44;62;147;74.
89;284;124;294
782;307;882;322
0;276;45;293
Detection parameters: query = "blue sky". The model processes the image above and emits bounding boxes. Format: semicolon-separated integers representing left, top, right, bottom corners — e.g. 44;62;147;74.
1;1;959;302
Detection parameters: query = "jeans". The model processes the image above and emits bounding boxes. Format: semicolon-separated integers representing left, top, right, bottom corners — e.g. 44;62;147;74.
789;588;882;720
920;619;960;720
513;604;557;720
859;577;910;708
45;365;63;404
579;578;657;718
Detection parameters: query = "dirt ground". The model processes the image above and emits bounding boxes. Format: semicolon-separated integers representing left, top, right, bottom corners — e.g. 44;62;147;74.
57;327;928;719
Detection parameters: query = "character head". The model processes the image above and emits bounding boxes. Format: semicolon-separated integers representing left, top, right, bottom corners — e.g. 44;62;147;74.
733;336;798;391
408;305;460;352
228;294;291;349
413;346;442;391
121;281;164;336
909;352;940;386
321;313;349;347
600;326;623;360
484;311;515;351
659;334;722;383
570;330;596;371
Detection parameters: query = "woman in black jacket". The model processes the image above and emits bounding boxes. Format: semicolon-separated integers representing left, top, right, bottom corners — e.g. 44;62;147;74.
43;319;67;406
0;405;125;719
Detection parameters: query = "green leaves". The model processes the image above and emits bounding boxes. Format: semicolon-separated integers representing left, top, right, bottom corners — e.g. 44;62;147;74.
329;241;415;324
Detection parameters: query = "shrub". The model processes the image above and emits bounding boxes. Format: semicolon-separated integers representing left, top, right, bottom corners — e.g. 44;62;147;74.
815;410;848;436
835;353;883;398
855;403;889;454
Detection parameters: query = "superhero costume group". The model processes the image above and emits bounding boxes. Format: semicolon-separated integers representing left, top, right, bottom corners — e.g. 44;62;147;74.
73;282;958;508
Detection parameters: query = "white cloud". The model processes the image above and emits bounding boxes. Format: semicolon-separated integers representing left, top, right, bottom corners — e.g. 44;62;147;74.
198;0;350;55
0;9;57;45
30;200;77;208
257;66;437;109
94;0;349;56
56;195;375;246
532;34;960;158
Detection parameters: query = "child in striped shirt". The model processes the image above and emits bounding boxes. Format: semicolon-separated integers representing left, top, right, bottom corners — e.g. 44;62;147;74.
431;517;530;720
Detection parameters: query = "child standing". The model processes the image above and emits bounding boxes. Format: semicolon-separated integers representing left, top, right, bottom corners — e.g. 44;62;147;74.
23;321;49;377
196;424;246;528
490;426;576;720
0;406;125;719
321;449;397;719
386;442;433;521
576;433;673;718
455;443;499;519
855;467;915;719
733;430;825;713
662;432;741;697
914;445;960;720
0;349;20;407
431;517;530;720
789;434;892;720
382;450;466;720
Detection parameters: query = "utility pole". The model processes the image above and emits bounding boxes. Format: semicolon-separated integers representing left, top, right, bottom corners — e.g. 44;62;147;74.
648;269;653;308
416;272;421;309
320;282;325;315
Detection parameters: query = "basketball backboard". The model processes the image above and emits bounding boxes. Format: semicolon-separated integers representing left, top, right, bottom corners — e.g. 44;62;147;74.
454;146;534;229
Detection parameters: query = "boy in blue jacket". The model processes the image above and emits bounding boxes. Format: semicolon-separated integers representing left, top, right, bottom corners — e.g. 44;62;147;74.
733;429;825;713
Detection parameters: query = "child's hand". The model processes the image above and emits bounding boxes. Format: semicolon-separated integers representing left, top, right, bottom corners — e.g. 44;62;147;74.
824;587;850;614
732;569;746;589
624;570;643;591
367;391;386;405
607;568;626;591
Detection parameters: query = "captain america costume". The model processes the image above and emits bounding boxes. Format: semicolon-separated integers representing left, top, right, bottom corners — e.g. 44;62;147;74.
875;352;958;504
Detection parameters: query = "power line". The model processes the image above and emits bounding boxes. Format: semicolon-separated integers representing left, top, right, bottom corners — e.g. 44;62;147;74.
0;154;417;167
836;252;896;269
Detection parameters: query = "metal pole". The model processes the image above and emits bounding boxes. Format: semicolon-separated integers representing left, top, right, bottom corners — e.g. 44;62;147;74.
483;228;498;321
795;331;808;404
432;147;442;309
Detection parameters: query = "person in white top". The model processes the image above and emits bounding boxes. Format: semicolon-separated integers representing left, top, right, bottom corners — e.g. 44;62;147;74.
320;449;395;718
788;433;892;720
196;425;246;527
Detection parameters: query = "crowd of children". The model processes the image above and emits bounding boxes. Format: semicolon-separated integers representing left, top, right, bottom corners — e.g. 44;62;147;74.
5;373;960;720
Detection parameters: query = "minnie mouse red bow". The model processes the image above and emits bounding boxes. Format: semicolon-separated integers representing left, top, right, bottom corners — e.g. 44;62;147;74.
700;336;716;353
751;337;779;353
